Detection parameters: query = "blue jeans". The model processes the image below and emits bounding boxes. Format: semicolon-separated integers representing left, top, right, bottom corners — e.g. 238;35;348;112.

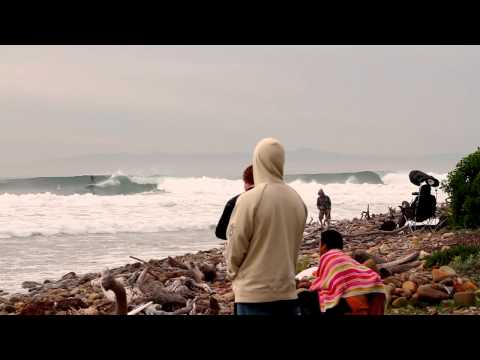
235;300;301;316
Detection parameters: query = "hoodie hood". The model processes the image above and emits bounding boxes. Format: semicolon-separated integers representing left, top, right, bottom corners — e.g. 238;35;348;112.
252;138;285;185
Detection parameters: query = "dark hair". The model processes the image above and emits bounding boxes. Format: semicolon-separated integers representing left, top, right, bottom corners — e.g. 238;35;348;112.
321;230;343;250
243;165;254;185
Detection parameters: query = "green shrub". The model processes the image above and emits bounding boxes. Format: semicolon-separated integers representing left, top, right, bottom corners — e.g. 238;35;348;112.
424;244;480;268
442;148;480;228
450;253;480;278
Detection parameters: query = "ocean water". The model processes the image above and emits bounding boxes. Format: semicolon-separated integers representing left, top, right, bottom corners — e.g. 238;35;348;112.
0;171;446;293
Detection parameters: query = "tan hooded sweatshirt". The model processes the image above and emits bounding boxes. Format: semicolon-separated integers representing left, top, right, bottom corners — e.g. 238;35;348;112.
225;138;308;303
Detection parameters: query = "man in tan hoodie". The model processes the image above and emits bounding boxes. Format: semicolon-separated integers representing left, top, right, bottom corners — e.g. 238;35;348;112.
225;138;308;315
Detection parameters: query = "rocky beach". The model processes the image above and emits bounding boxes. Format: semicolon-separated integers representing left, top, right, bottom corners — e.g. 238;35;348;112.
1;206;479;316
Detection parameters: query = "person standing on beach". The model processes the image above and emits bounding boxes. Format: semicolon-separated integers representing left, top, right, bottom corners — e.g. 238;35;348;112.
317;189;331;229
225;138;307;315
215;165;254;240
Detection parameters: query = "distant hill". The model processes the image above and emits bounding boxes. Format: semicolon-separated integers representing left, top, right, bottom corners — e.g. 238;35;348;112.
1;149;468;178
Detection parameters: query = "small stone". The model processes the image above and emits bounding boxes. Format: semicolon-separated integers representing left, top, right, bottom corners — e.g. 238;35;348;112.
454;292;476;307
4;304;16;313
392;297;408;308
439;277;455;287
411;236;421;247
459;280;478;292
88;293;101;302
22;281;41;289
61;272;77;280
409;274;429;286
419;250;430;260
384;277;403;288
402;281;418;293
221;292;235;302
409;293;419;306
441;245;451;252
441;232;455;239
363;259;378;272
70;288;81;296
379;244;389;254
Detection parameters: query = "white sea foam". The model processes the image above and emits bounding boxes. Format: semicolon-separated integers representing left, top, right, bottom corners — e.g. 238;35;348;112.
0;173;447;239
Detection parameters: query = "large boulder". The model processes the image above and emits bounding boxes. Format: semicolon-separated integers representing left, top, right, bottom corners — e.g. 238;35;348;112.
432;266;456;282
417;285;450;303
454;292;476;307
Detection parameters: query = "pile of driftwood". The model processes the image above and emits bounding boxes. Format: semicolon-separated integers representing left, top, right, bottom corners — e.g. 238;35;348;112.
2;248;233;316
96;253;226;315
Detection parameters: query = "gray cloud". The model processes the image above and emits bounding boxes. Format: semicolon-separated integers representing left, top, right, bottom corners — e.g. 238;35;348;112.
0;45;478;176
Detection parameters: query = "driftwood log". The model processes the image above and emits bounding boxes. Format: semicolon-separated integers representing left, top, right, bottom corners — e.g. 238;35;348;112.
377;251;420;271
101;270;128;315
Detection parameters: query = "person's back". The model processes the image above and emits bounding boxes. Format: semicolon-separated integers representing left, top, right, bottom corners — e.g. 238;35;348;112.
226;138;307;312
414;185;437;221
215;165;254;240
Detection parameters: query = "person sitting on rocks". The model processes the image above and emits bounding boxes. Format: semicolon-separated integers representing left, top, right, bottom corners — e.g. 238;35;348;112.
308;230;387;315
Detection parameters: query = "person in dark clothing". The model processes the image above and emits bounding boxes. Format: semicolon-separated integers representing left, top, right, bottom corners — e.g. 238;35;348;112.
411;184;436;222
215;165;254;240
317;189;332;229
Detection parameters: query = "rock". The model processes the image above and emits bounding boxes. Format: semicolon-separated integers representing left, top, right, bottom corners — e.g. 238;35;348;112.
409;274;430;286
379;244;389;254
439;277;455;287
456;280;478;293
411;236;421;247
454;292;476;307
441;232;455;239
419;250;430;260
409;293;419;306
362;259;378;272
61;272;77;280
439;266;456;277
88;293;101;302
79;273;99;284
384;277;403;288
4;304;16;313
79;306;100;315
393;288;405;296
221;292;235;302
402;281;418;293
392;297;408;308
55;298;88;311
70;288;82;296
22;281;41;289
417;285;450;303
441;246;451;252
432;268;454;283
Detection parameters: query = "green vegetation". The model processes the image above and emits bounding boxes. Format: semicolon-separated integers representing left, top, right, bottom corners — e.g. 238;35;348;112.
442;148;480;229
424;244;480;268
451;252;480;284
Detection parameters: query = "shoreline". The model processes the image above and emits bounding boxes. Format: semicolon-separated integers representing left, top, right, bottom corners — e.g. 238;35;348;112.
1;210;479;315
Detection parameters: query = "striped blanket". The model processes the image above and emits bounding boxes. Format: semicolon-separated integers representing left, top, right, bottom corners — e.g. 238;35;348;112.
309;249;386;313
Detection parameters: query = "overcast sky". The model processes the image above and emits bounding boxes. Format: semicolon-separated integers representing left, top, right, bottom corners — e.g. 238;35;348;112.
1;45;479;172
